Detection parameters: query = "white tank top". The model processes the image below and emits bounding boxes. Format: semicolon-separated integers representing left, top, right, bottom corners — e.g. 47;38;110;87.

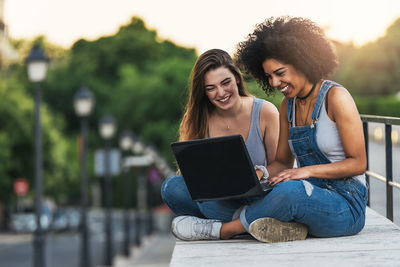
315;96;366;186
292;90;366;186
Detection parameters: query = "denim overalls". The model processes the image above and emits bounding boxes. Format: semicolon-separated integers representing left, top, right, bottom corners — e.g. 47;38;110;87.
241;80;368;237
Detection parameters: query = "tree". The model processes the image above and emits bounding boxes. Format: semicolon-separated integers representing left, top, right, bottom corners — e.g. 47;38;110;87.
333;18;400;96
0;75;78;206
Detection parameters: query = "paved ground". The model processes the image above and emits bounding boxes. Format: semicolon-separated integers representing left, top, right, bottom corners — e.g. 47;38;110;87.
114;232;176;267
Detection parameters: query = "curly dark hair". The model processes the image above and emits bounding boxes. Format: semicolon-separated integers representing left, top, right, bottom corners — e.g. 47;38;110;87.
235;16;338;94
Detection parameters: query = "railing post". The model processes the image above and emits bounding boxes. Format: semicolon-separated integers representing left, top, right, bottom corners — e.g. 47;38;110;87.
385;124;393;221
362;121;370;206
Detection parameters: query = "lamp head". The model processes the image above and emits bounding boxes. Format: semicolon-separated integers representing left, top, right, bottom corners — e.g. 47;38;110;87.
119;130;134;151
99;115;117;140
26;44;50;83
74;86;94;117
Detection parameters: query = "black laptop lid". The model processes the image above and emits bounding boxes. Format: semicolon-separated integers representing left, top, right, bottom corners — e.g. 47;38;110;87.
171;135;264;201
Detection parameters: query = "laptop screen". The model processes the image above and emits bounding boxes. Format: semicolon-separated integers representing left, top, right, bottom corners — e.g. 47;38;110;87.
171;135;262;201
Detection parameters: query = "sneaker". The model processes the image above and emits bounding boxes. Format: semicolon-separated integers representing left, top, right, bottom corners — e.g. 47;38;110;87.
171;216;222;241
249;217;307;243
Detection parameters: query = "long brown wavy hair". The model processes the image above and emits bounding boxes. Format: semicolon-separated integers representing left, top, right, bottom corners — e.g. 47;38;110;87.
179;49;249;141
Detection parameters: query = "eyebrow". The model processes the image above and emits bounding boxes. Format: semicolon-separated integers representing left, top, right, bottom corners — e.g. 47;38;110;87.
265;67;286;76
205;77;231;87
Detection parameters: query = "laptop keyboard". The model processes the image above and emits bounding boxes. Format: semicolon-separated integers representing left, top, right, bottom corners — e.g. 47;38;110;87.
260;180;274;191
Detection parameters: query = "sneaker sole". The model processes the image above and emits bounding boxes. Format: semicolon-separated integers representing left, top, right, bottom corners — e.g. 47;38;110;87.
249;217;308;243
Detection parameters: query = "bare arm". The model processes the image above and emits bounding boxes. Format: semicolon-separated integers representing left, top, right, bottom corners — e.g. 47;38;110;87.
269;87;366;185
262;98;295;178
260;101;279;164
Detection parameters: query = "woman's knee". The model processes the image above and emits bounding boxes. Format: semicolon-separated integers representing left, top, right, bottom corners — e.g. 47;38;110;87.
161;175;186;202
270;180;308;202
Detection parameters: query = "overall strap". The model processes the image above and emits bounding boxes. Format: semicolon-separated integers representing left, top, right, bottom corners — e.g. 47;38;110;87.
287;97;294;124
311;80;341;121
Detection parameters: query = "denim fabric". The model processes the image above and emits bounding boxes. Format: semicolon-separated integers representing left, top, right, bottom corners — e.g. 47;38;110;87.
161;175;205;218
161;175;260;222
240;80;368;237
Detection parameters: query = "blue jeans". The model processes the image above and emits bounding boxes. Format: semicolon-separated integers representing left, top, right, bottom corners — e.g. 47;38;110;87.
240;178;368;237
161;175;254;222
161;175;368;237
161;175;205;218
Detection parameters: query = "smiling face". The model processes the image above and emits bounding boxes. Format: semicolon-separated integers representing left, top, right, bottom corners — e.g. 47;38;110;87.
204;66;240;110
262;58;312;98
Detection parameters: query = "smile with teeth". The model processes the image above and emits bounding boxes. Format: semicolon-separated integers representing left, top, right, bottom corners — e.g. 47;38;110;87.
219;96;230;103
279;85;289;93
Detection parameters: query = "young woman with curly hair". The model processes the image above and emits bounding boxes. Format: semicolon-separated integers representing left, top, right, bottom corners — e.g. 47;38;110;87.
231;16;368;242
160;49;279;241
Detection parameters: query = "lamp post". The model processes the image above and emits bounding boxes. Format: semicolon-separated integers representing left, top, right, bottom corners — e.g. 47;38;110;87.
74;86;94;267
99;115;117;266
26;44;49;267
143;145;159;235
132;138;146;246
119;130;134;256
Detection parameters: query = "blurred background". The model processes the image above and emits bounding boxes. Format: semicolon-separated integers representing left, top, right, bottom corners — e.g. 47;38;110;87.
0;0;399;266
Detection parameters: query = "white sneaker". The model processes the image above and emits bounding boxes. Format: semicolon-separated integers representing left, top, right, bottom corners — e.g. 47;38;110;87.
171;216;222;241
249;217;308;243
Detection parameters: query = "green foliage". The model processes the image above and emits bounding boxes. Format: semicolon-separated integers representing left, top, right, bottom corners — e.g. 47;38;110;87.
0;75;77;205
42;16;197;163
0;81;33;203
5;16;197;207
246;79;283;108
333;18;400;97
355;95;400;117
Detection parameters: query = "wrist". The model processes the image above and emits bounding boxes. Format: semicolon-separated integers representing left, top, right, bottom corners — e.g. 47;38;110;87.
254;165;269;181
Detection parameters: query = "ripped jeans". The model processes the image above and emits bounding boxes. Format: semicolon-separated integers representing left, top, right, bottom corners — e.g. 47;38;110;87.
240;178;368;237
161;174;367;237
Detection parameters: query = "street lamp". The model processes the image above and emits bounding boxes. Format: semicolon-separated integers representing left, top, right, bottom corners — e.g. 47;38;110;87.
143;145;159;235
132;137;144;155
132;137;147;246
119;130;133;256
74;86;94;267
26;44;49;267
99;115;117;266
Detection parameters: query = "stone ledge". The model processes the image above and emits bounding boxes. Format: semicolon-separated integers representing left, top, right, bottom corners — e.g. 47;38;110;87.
170;208;400;266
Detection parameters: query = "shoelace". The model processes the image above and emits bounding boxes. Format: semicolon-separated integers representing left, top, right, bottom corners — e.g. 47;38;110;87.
193;219;219;239
194;222;213;238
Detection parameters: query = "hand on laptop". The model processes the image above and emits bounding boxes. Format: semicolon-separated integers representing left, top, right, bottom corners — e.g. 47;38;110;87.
268;167;312;186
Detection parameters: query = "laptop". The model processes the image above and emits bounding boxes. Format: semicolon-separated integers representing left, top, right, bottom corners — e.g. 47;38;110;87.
171;135;273;202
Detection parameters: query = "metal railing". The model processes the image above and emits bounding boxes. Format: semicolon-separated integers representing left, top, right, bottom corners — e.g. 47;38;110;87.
361;114;400;221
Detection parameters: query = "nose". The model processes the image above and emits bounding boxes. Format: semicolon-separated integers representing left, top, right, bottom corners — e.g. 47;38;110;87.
269;76;281;88
216;85;225;96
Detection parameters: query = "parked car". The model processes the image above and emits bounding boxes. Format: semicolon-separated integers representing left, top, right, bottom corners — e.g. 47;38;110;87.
9;205;53;233
51;209;69;231
9;213;36;233
64;208;81;230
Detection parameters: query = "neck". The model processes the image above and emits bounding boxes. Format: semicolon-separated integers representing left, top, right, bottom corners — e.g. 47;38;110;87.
297;83;316;100
216;96;244;118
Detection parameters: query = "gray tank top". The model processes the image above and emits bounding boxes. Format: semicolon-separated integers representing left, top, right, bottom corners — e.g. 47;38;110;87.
245;98;267;166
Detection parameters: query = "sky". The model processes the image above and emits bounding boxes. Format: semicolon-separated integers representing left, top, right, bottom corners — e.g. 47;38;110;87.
4;0;400;55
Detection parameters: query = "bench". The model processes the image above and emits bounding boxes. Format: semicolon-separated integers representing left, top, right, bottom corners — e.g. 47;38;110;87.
170;207;400;266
